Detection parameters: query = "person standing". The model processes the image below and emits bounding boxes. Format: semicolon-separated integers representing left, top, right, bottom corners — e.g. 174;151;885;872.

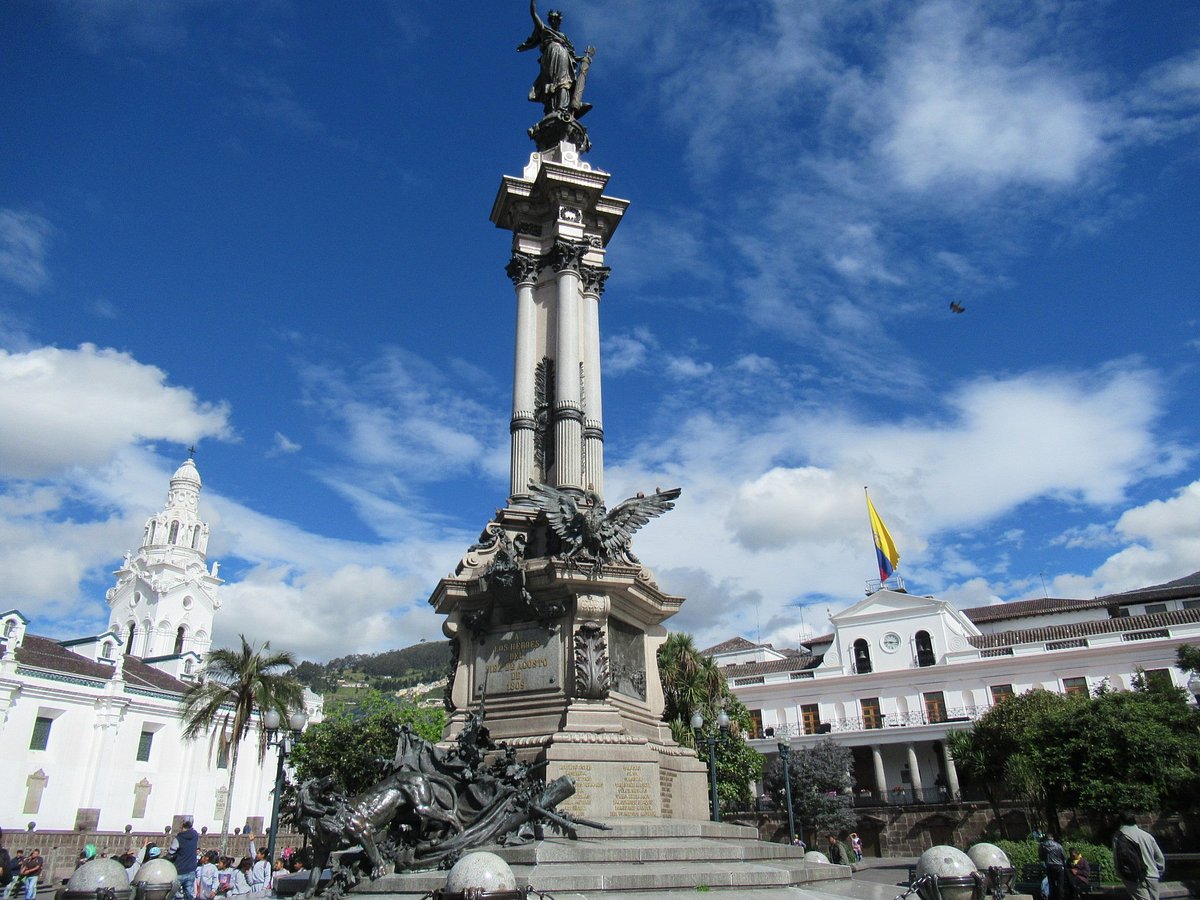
1039;833;1067;900
1113;811;1165;900
170;820;201;900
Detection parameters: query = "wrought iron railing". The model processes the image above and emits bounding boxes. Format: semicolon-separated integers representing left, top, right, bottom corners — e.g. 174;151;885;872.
755;705;989;739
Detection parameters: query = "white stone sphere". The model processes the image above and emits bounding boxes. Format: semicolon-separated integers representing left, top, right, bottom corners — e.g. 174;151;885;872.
444;851;517;893
916;845;977;881
132;858;179;885
803;851;831;864
66;858;132;896
967;843;1012;872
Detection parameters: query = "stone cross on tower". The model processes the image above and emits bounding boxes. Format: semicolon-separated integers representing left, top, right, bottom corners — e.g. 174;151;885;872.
494;142;626;504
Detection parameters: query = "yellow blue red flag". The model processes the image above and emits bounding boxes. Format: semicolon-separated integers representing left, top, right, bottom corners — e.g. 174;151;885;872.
866;489;900;581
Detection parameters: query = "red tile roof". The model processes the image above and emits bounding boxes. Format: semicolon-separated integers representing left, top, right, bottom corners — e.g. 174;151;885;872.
967;607;1200;649
963;596;1111;623
15;633;189;694
720;654;821;678
701;636;759;655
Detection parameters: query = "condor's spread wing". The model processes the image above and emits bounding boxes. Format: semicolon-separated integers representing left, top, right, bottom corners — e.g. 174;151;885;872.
596;487;682;557
528;481;586;546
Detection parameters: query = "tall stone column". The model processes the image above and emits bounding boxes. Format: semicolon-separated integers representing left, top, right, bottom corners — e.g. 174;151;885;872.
871;744;888;796
941;742;961;799
580;264;608;497
551;240;586;491
906;743;924;797
506;252;541;500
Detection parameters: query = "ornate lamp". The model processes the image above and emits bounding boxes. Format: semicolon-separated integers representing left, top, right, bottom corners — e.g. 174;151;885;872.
263;707;308;865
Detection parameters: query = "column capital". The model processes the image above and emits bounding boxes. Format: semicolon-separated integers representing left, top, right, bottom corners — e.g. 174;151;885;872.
549;239;589;274
505;251;542;286
580;264;611;296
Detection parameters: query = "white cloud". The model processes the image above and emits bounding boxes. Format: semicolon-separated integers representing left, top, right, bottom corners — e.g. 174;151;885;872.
877;2;1107;192
0;344;233;479
604;360;1185;650
270;432;301;455
0;209;53;293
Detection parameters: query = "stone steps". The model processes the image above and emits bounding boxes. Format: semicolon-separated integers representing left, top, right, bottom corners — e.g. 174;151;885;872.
360;818;852;896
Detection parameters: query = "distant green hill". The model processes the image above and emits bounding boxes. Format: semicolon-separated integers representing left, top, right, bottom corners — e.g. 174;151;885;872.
295;639;451;696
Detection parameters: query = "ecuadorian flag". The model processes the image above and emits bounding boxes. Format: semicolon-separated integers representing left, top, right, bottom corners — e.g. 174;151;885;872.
866;491;900;582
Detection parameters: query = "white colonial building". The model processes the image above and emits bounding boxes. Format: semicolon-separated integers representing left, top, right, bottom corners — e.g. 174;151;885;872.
710;574;1200;805
0;459;321;833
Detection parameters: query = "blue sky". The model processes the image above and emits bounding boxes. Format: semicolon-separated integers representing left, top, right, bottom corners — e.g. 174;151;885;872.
2;1;1199;661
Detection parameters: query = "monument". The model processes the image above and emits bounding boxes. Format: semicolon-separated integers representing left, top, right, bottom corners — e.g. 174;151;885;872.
429;1;710;821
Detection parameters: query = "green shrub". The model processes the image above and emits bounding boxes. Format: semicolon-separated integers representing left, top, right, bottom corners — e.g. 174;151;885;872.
993;840;1115;885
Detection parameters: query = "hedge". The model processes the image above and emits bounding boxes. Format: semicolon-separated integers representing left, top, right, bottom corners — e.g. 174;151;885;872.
993;840;1116;885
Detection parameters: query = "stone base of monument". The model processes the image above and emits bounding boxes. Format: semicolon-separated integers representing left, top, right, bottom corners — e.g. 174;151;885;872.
357;819;853;897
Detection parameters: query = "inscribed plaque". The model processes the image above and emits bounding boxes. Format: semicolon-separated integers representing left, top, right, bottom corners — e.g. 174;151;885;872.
475;625;561;695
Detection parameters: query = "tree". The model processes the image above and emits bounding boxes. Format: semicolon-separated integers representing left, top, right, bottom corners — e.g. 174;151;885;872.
180;635;303;845
1178;643;1200;677
762;739;856;840
657;632;763;810
948;685;1200;834
289;691;446;795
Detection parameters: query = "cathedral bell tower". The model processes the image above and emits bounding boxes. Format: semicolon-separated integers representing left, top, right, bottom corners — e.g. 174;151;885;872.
106;458;222;660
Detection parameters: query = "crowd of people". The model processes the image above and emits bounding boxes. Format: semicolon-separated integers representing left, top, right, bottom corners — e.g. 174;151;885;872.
150;821;318;899
0;821;320;900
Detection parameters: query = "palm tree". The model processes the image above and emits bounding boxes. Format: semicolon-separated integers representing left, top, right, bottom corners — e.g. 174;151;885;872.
180;635;303;846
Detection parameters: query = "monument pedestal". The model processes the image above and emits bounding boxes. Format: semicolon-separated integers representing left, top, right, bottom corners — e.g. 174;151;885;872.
430;507;709;821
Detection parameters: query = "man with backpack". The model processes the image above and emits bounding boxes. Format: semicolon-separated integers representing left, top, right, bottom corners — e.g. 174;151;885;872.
1112;810;1165;900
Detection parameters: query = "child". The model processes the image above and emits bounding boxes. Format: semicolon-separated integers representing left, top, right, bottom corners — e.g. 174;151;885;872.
850;832;863;862
195;851;219;900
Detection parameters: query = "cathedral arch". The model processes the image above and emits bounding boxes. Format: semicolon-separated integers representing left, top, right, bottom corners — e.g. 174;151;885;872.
141;618;153;655
191;526;201;549
168;521;180;544
125;621;137;654
174;626;186;655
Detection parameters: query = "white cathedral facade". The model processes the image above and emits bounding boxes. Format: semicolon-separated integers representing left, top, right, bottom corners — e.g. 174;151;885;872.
0;459;319;833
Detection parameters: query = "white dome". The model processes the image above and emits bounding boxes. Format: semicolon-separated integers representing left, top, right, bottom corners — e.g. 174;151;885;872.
171;458;201;486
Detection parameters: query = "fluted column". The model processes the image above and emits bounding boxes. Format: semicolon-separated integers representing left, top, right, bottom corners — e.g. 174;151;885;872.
580;264;609;498
551;240;586;491
871;744;888;796
506;252;540;500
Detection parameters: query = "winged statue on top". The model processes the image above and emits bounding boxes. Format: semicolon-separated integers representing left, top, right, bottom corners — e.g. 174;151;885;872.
528;481;682;576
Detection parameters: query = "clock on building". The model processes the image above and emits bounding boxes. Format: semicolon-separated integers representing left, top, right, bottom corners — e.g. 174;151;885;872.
881;632;902;652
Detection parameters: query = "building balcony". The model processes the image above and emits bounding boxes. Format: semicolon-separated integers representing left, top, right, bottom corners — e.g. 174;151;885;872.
758;705;989;739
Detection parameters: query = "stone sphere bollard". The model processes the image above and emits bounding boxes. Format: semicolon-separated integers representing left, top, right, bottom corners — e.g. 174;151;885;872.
967;842;1014;896
915;845;983;900
444;851;518;894
131;858;179;900
803;850;831;864
65;858;133;900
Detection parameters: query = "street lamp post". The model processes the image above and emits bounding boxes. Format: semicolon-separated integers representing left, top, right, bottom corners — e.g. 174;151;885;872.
263;708;308;865
778;741;796;847
691;708;731;823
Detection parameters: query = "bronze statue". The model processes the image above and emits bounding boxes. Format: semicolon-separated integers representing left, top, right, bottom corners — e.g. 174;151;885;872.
517;2;595;151
294;716;606;895
528;482;682;575
517;1;592;118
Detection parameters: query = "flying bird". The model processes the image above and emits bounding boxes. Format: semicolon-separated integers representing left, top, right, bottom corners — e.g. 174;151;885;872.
528;481;682;574
949;301;966;314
